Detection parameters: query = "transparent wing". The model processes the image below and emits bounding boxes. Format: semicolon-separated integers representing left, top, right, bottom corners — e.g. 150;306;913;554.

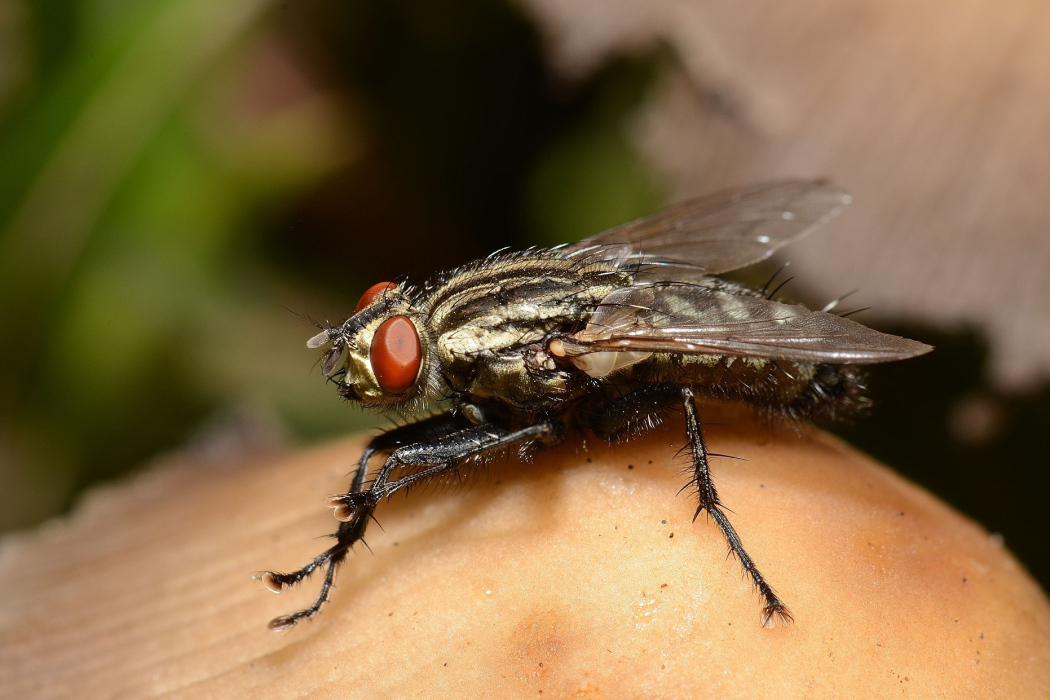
558;180;851;274
561;285;932;364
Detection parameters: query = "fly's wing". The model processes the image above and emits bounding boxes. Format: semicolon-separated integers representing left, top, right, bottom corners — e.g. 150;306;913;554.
560;285;932;364
558;181;851;274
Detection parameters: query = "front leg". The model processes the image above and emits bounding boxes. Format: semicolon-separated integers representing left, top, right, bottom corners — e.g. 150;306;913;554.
258;418;556;630
255;413;465;594
682;388;792;627
348;412;469;494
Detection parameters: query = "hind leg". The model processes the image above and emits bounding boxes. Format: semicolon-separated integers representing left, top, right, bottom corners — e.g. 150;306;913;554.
681;387;792;627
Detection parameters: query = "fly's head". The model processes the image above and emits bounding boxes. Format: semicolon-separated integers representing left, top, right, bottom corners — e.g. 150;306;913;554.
308;282;432;409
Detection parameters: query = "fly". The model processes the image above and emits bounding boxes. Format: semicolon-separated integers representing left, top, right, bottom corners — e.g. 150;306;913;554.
257;180;932;630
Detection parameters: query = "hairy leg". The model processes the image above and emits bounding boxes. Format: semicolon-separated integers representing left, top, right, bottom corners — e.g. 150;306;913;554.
255;413;465;596
348;412;469;493
681;387;792;627
259;418;555;630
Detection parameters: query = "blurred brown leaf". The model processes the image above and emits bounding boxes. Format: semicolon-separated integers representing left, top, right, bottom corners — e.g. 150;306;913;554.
517;0;1050;389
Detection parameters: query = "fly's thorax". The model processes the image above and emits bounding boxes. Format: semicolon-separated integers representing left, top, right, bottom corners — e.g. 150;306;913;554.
423;255;629;367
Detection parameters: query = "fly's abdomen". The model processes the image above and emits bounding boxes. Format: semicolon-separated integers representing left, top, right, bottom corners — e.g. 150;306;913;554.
633;353;866;420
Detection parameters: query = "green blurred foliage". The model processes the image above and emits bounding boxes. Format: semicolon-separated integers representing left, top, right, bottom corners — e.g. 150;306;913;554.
0;0;372;530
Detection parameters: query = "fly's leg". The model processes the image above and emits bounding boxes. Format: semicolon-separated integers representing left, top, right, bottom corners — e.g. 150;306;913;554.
259;419;556;630
681;387;792;627
349;412;469;493
332;420;556;514
255;413;464;598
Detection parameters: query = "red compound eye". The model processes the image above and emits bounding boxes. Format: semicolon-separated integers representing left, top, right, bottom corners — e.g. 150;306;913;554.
370;315;421;394
355;282;398;313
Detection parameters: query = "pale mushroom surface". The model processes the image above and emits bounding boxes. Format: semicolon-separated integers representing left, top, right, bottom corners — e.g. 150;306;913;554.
1;406;1048;698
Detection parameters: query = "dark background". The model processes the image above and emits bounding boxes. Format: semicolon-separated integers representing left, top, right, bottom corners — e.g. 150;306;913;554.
1;0;1046;591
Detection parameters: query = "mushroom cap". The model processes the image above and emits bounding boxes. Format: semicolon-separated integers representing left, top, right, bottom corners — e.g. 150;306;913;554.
2;404;1048;697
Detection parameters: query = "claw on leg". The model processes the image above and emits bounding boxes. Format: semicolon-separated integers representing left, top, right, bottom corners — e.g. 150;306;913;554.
761;599;794;628
268;615;297;631
253;571;284;594
326;493;372;522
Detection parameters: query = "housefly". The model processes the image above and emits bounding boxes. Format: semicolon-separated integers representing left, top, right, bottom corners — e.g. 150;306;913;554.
257;181;932;630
